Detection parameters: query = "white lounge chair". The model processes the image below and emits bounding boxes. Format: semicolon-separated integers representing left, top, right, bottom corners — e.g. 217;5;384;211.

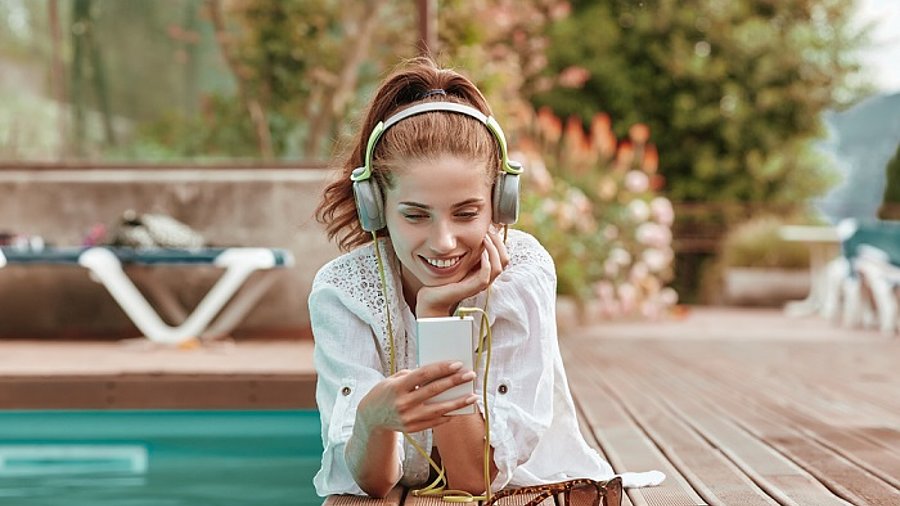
0;245;293;345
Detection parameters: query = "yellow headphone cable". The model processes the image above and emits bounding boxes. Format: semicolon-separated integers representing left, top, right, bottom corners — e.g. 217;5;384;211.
371;229;504;502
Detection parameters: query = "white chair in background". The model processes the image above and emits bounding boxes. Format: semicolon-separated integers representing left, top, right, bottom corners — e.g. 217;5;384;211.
854;245;900;335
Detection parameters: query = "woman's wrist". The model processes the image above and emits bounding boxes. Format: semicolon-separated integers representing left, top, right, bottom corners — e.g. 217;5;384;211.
415;293;453;318
355;403;389;439
415;301;454;318
416;305;451;318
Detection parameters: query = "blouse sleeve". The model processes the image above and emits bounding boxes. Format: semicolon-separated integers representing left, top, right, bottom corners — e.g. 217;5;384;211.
310;281;403;497
476;233;561;489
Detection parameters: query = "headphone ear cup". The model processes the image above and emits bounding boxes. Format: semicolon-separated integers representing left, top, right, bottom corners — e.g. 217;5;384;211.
492;172;520;225
352;175;386;232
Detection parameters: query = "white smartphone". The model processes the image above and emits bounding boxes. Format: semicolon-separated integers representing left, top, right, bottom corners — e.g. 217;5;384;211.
416;316;477;416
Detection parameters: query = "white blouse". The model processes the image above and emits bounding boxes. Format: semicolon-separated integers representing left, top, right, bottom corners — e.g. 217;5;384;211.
310;229;660;496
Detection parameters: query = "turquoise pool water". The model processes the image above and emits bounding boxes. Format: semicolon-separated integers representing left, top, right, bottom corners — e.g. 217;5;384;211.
0;410;323;505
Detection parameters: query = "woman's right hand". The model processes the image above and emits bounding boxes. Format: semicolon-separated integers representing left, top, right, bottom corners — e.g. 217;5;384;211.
356;361;477;434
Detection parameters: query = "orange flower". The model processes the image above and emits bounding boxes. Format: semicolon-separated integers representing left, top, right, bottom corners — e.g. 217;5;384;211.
565;116;586;148
590;113;616;158
629;123;650;144
643;145;659;174
615;141;634;171
537;106;562;145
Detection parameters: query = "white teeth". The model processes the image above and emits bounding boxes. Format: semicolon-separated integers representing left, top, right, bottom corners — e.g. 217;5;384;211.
426;256;461;268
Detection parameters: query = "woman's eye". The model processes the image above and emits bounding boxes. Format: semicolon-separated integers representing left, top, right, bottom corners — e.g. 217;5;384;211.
456;210;479;219
403;214;427;221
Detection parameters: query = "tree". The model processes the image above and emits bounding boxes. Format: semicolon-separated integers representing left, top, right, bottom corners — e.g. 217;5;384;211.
879;141;900;220
532;0;866;205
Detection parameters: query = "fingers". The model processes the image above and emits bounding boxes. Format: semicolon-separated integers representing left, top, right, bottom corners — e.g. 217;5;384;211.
408;369;476;404
483;235;503;283
397;360;463;392
401;394;479;433
489;226;510;269
391;363;478;432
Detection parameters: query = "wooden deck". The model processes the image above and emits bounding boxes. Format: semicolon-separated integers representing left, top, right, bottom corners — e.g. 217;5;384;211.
325;308;900;505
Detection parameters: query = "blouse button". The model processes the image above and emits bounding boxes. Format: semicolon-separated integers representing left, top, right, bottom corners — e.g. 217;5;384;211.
498;384;508;395
341;386;352;396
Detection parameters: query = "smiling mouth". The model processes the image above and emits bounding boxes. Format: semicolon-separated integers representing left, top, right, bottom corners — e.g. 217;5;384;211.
422;255;463;269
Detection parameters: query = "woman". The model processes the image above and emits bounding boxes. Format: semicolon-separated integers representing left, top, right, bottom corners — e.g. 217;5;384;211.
311;57;663;498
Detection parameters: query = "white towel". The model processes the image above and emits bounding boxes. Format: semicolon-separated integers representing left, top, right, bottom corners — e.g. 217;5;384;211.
618;470;666;488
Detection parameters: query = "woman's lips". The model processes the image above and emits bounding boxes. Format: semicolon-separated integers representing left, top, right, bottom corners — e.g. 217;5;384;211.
419;254;465;277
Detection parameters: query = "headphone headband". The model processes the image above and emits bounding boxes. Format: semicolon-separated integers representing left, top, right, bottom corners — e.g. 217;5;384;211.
350;102;523;182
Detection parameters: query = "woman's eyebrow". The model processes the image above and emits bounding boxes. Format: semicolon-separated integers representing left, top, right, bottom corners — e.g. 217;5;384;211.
398;201;430;210
452;198;485;208
397;198;484;210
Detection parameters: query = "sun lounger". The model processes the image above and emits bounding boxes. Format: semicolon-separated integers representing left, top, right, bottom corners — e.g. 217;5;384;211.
0;246;293;345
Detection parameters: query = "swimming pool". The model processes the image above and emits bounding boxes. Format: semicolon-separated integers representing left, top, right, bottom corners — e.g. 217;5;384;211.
0;410;323;505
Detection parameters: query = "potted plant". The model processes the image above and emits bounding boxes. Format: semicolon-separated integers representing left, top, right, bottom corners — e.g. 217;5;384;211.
720;216;811;305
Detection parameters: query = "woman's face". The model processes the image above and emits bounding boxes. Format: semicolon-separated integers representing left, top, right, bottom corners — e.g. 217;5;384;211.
383;155;493;299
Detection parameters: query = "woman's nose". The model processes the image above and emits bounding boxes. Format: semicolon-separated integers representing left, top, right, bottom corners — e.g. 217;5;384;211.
428;221;457;253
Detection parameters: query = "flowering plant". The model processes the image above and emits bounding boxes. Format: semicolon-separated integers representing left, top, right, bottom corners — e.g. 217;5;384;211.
513;107;677;319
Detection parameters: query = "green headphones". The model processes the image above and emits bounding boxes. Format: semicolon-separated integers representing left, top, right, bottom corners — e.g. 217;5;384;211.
350;101;524;232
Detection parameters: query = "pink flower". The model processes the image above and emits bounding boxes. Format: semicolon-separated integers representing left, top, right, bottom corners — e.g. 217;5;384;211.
630;261;650;282
625;170;649;193
627;199;651;222
526;156;553;195
650;197;674;226
602;224;619;240
594;281;615;300
659;287;679;306
558;65;590;88
642;247;673;272
617;283;638;313
609;247;632;266
635;222;672;248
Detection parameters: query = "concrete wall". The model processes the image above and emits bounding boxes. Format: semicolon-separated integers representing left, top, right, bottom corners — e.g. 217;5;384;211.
0;168;339;339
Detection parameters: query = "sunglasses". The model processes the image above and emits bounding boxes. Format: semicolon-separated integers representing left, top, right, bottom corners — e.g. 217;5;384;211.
483;476;623;506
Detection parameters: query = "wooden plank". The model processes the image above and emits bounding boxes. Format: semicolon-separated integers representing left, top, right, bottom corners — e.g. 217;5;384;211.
648;341;900;504
564;350;706;506
579;341;852;506
576;404;636;506
323;487;404;506
694;341;900;458
717;341;900;425
404;490;551;505
654;341;900;488
589;365;779;505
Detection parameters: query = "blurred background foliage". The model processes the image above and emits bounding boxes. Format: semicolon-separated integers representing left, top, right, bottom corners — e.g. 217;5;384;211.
532;0;866;205
0;0;883;306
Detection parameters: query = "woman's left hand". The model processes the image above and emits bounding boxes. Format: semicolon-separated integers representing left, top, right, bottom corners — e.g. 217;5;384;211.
416;227;509;318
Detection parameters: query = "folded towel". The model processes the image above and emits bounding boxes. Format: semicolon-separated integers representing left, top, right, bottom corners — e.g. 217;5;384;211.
618;470;666;488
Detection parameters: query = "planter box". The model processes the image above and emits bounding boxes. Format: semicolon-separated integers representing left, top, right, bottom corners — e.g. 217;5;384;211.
724;267;810;306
